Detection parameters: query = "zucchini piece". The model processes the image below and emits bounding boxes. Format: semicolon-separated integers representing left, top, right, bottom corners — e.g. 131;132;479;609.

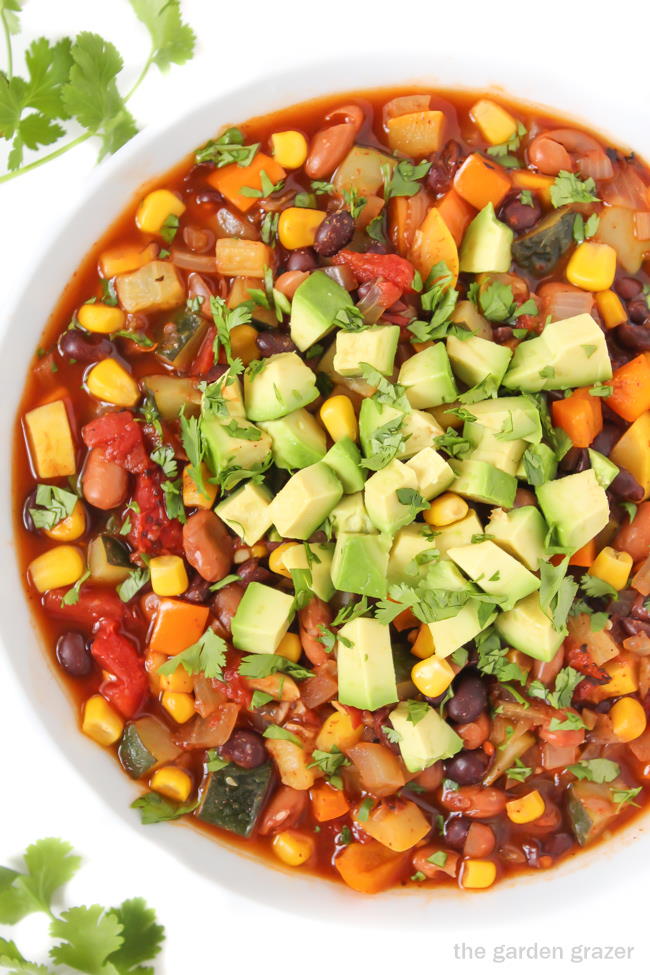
512;208;575;276
566;781;617;846
156;310;208;371
88;534;132;584
333;146;396;197
118;716;180;778
196;762;275;837
142;375;202;420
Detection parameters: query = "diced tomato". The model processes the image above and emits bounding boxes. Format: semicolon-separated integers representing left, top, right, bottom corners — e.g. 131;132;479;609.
333;250;417;294
219;650;252;708
539;711;586;748
189;325;217;376
127;469;184;559
90;618;148;718
565;638;609;682
82;411;152;473
43;586;136;629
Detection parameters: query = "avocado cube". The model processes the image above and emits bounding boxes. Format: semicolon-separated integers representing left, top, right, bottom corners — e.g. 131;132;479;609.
516;443;558;484
466;396;542;443
459;203;514;273
447;333;512;389
333;324;400;377
398;344;458;409
337;618;398;710
244;352;318;421
405;447;454;500
328;493;377;535
433;510;483;557
463;422;526;476
425;559;472;592
487;506;548;572
447;540;540;611
364;458;420;534
290;270;355;352
536;468;609;553
331;533;391;598
215;482;273;546
359;398;444;461
389;701;462;772
588;448;619;489
231;582;295;654
323;437;366;493
202;414;272;475
269;462;343;540
282;542;335;602
258;408;326;470
388;525;438;586
450;458;517;508
495;591;564;662
428;600;496;658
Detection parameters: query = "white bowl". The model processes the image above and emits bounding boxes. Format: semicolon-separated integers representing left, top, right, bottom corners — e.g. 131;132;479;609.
2;53;648;926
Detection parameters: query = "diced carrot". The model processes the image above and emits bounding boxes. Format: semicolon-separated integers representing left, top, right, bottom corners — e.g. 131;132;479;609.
100;241;158;278
510;170;554;207
436;189;476;246
310;782;351;822
570;539;596;567
607;355;650;422
334;840;408;894
551;387;603;448
453;153;511;210
393;606;419;632
149;598;210;654
409;206;459;283
206;152;286;212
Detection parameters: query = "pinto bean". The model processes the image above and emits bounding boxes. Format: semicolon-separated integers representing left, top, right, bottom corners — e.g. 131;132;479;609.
514;487;536;508
305;123;356;179
211;581;245;635
532;645;564;686
614;501;650;562
182;509;234;582
258;785;307;835
274;270;310;300
237;558;272;584
298;596;333;666
81;448;128;510
464;822;496;857
455;711;491;750
440;784;507;818
412;845;459;879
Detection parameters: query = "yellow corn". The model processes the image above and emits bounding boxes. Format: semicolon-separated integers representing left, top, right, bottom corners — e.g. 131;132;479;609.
82;694;124;746
411;654;455;698
278;207;325;250
149;555;189;597
161;691;195;724
251;542;267;559
601;658;638;697
43;500;86;542
610;697;647;743
29;545;85;593
470;99;518;146
319;395;358;442
269;541;300;578
566;242;617;292
230;324;259;366
424;492;468;527
411;624;435;660
272;829;315;867
596;290;627;329
316;710;364;752
276;632;302;663
588;546;633;591
182;464;218;509
77;303;125;334
159;660;193;694
86;358;140;407
506;789;545;824
135;188;186;235
461;859;497;890
270;130;308;169
150;766;193;802
145;650;166;695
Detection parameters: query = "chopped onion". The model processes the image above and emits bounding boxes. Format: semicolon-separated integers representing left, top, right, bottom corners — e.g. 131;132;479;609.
177;704;239;749
346;742;405;797
568;612;620;666
577;151;614;181
301;664;338;709
623;633;650;655
542;742;578;769
634;211;650;241
629;727;650;762
215;206;260;241
601;163;650;209
182;224;215;253
194;675;226;718
383;94;431;126
321;264;357;291
538;282;593;322
356;280;392;323
632;555;650;596
170;247;217;273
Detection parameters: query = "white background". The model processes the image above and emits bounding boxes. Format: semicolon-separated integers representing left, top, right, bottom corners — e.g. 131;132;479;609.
2;0;650;971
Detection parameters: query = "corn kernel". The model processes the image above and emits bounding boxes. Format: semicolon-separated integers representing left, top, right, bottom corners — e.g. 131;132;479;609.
319;395;358;443
161;691;195;724
272;829;315;867
470;99;518;146
412;654;455;698
424;492;468;527
77;302;125;334
182;463;218;509
150;766;193;802
610;696;647;743
588;545;633;591
86;358;140;407
461;859;497;889
230;324;259;366
273;632;300;664
316;710;364;751
601;658;638;697
82;694;124;746
269;541;300;578
43;500;86;542
251;542;267;559
411;624;435;660
150;555;189;597
29;545;85;593
506;789;545;824
136;188;186;236
566;242;617;292
270;130;308;169
159;660;193;693
278;207;325;250
596;290;627;329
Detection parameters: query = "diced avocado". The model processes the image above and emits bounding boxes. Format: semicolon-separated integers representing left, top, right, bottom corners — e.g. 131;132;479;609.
88;534;132;585
495;591;564;661
328;493;377;535
269;462;343;540
389;701;463;772
333;145;396;196
258;408;326;470
197;762;275;837
588;448;619;490
142;375;202;420
289;270;355;352
215;482;272;546
333;325;400;377
316;339;375;400
405;447;454;500
331;532;391;598
201;414;272;476
282;542;335;602
231;582;295;654
397;344;458;409
447;333;512;389
337;618;398;710
502;314;612;393
517;442;558;485
392;644;417;699
536;469;609;553
359;398;443;461
566;781;618;847
466;396;542;443
512;207;576;276
118;716;180;779
487;506;548;572
388;525;437;586
364;458;419;534
447;540;540;610
244;352;318;421
428;600;496;658
323;437;366;493
451;458;517;508
464;423;526;476
24;400;76;479
156;309;208;371
433;510;483;557
459;202;514;273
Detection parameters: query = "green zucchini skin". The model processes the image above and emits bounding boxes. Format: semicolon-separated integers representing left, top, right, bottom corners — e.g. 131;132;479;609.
512;209;576;276
118;722;157;779
566;782;616;846
196;762;275;837
156;310;207;371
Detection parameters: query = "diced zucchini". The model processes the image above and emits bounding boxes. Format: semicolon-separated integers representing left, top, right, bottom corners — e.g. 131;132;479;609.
512;208;576;276
24;400;76;478
142;375;201;420
566;781;617;846
88;534;132;584
118;716;180;779
333;146;396;196
156;310;208;371
116;260;185;314
196;762;275;837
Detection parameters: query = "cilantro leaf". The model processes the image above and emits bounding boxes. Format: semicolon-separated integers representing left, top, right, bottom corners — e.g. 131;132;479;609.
211;296;253;365
0;839;81;925
28;483;78;531
178;410;207;497
49;904;123;973
539;557;578;631
476;628;527;685
360;414;404;471
308;747;350;786
116;567;150;603
107;896;165;972
567;758;620;783
131;792;199;824
238;654;312;681
611;786;642;810
529;666;583;709
158;627;227;681
263;725;302;747
195;126;259;167
128;0;196;71
0;938;50;975
580;573;618;601
406;700;429;725
384;159;431;199
550;170;599;207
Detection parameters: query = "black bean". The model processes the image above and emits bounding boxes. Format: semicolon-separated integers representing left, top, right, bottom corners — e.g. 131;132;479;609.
492;326;514;344
313;211;355;257
621;617;650;638
501;195;542;232
183;572;211;604
220;729;266;768
591;423;620;456
444;749;489;786
628;299;649;325
631;592;650;622
286;248;317;272
56;632;93;677
256;331;297;357
615;323;650;351
444;815;470;850
522;839;542;868
543;832;574;859
426;140;462;195
446;672;488;724
58;329;114;363
365;242;388;254
609;467;645;502
559;446;589;473
615;277;643;301
237;558;272;584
